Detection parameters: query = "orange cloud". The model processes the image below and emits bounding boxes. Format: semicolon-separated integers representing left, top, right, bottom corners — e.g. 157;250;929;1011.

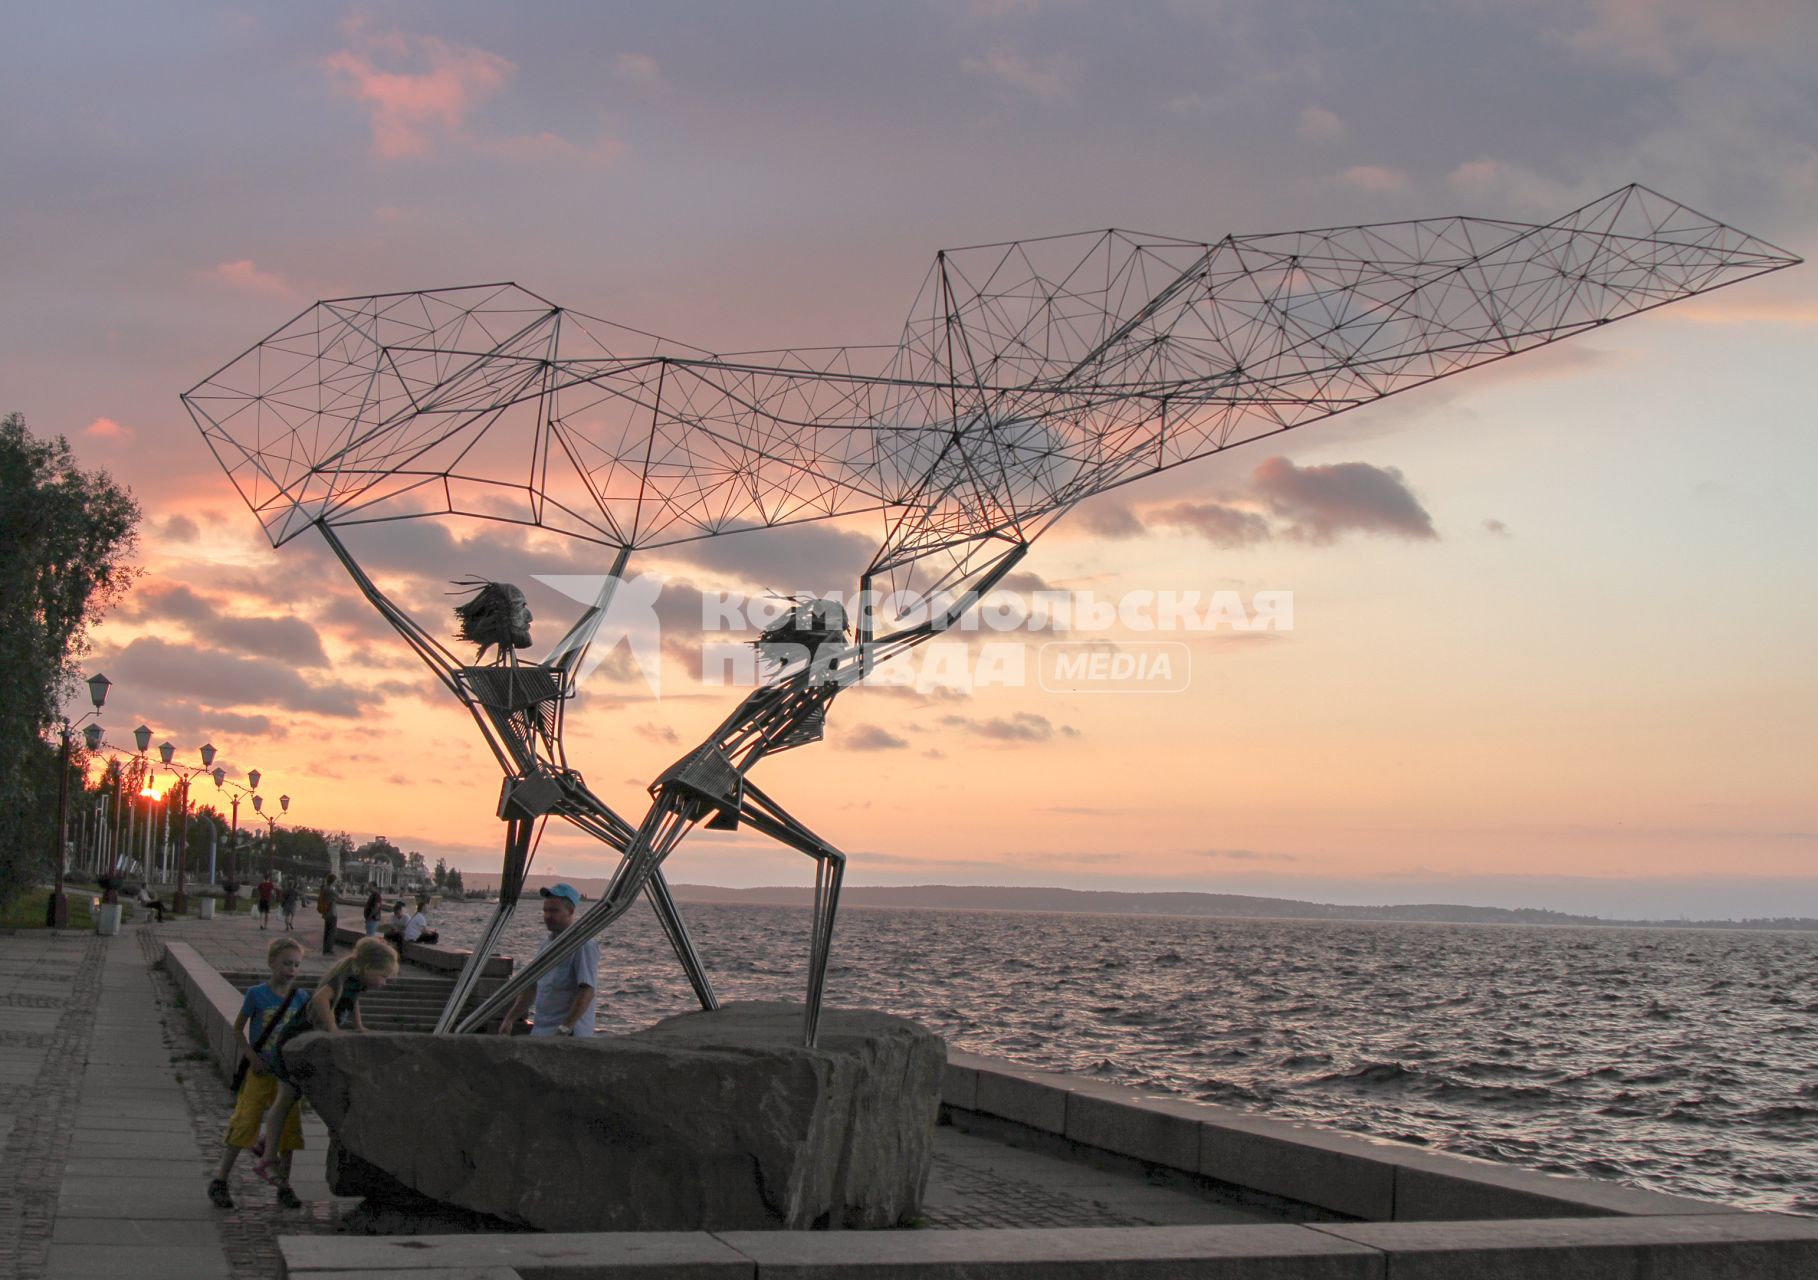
1678;296;1818;326
84;416;133;440
323;20;514;159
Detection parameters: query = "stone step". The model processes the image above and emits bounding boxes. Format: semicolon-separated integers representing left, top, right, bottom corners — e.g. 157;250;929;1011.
218;969;505;1034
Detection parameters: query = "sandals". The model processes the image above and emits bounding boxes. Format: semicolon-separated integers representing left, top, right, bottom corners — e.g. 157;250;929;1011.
250;1156;281;1186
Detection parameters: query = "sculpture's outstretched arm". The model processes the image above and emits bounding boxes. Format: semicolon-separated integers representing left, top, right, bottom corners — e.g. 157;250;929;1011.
316;533;717;1032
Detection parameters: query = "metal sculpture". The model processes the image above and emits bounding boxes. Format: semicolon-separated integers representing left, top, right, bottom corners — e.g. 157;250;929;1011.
182;185;1797;1044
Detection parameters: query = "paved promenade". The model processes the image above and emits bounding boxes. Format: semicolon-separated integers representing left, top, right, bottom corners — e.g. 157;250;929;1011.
1;908;1269;1279
0;918;350;1279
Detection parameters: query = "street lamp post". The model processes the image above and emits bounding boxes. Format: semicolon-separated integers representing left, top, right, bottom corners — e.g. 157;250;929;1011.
157;741;217;914
46;673;111;928
252;792;291;878
137;782;162;887
211;765;259;910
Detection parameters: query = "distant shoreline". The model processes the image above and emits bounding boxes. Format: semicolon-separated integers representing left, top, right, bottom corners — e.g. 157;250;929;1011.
448;878;1818;931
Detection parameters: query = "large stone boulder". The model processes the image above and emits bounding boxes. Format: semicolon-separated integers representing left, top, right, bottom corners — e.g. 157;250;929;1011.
284;1002;945;1232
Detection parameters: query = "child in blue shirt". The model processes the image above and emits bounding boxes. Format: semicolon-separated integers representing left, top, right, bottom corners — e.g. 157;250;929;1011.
251;935;398;1187
208;936;308;1209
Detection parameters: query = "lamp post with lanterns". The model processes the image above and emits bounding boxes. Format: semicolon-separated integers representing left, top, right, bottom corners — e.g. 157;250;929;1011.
252;792;292;878
210;766;260;907
155;740;220;915
46;673;112;927
131;724;167;887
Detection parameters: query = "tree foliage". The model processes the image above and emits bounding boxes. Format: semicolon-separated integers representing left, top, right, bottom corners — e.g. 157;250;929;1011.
356;835;404;868
0;413;138;909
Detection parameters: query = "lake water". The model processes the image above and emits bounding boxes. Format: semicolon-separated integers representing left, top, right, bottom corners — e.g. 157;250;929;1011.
431;899;1818;1215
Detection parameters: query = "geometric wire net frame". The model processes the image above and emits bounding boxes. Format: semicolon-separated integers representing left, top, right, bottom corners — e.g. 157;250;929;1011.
182;183;1799;577
181;184;1799;1043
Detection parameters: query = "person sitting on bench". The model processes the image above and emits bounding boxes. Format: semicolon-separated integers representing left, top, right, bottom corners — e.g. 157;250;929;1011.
135;884;167;923
402;896;438;946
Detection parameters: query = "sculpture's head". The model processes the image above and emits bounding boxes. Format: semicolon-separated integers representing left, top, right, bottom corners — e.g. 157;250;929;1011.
453;580;534;658
754;596;848;673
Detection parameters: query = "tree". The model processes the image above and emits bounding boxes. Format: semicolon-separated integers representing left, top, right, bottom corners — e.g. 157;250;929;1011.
445;866;464;894
433;857;448;888
355;836;403;868
269;827;331;879
0;413;138;910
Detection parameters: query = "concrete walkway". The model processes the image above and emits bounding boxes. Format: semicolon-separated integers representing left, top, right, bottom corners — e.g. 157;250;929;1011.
0;920;346;1280
54;929;231;1278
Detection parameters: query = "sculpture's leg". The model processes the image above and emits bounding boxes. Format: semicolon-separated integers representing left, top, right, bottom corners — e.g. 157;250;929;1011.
451;791;699;1034
735;779;846;1048
553;773;718;1012
435;815;537;1033
644;868;720;1012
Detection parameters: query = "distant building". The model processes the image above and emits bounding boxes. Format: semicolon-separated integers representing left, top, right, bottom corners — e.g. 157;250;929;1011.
341;858;396;891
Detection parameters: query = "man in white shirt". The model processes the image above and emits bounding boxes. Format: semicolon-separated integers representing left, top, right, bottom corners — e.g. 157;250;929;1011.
496;883;598;1037
402;897;431;943
135;883;167;923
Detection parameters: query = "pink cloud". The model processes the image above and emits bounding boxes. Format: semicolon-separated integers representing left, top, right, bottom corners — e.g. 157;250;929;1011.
962;47;1075;101
1250;456;1437;544
209;259;293;296
612;52;667;95
83;417;133;440
477;131;626;166
1336;164;1408;194
1296;106;1347;143
322;20;515;159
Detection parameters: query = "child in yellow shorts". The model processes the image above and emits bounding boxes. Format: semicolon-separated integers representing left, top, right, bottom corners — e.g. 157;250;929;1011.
208;936;308;1209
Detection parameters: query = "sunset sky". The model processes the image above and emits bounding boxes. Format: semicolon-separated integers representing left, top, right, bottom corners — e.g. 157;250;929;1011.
7;2;1814;917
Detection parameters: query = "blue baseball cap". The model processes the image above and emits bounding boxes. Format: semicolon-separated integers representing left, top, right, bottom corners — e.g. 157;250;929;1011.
539;882;582;908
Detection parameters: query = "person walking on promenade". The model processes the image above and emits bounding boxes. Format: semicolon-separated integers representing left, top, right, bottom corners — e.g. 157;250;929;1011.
252;936;398;1185
361;886;383;937
256;876;275;929
134;883;166;923
496;883;598;1037
208;936;308;1210
316;873;339;955
280;883;299;931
